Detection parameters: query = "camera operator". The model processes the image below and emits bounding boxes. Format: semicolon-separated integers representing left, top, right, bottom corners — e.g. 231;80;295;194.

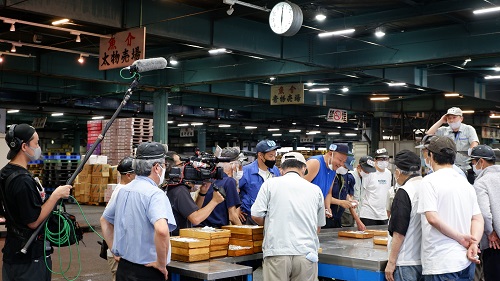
198;147;242;227
165;152;225;236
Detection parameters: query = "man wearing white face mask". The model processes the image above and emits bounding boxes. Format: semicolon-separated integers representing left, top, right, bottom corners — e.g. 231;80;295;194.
416;134;466;178
427;107;479;175
359;148;393;226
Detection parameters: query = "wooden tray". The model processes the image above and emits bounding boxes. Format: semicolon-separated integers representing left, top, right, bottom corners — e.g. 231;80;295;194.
366;229;389;237
231;233;264;241
171;247;209;256
253;246;262;253
171;253;209;262
180;228;231;240
338;231;374;239
228;247;254;257
209;250;228;258
210;244;229;251
210;237;230;246
229;238;254;247
222;225;264;235
170;236;210;249
373;237;389;246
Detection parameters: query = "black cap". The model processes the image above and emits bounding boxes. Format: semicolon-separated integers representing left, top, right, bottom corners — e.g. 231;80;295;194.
221;147;240;161
359;156;376;173
394;150;421;171
329;143;354;156
6;124;36;160
374;148;389;159
135;142;166;160
415;134;435;149
256;140;281;153
427;136;456;156
469;145;496;161
117;156;135;174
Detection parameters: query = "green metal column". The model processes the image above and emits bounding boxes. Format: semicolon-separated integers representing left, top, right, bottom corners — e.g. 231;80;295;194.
73;129;81;154
197;126;207;152
153;91;169;144
371;118;381;155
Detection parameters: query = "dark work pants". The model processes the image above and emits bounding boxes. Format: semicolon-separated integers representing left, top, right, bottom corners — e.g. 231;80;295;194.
360;218;388;226
2;256;52;281
117;258;165;281
483;248;500;281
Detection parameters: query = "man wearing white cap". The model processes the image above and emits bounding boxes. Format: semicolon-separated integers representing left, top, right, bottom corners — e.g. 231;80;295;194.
252;152;325;281
427;107;479;173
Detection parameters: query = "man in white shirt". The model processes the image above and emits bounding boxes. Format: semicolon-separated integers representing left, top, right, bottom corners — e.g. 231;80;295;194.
359;148;392;226
252;152;325;281
417;136;483;281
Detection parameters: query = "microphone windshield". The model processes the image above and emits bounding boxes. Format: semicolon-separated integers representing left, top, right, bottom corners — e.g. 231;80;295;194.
131;57;168;73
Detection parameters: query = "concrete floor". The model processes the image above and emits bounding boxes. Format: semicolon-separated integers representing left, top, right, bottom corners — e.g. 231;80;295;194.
0;203;264;281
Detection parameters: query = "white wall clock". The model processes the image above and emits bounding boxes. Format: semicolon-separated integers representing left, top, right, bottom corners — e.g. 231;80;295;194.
269;1;303;36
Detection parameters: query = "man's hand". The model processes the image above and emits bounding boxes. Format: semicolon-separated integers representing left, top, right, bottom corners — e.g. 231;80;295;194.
466;243;481;264
52;185;72;199
338;200;352;209
325;208;332;218
384;260;396;281
357;221;366;231
145;261;168;280
457;233;476;249
439;114;448;124
488;231;500;249
212;191;225;204
199;182;211;194
237;207;246;222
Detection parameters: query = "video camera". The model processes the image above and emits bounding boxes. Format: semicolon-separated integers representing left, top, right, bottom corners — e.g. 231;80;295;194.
168;153;232;185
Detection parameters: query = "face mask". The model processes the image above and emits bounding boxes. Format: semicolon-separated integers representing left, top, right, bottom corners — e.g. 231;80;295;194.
473;161;483;176
394;170;400;185
327;153;335;170
157;165;166;185
425;158;433;172
24;145;42;161
234;170;243;180
264;159;276;169
449;121;461;130
359;170;369;178
336;166;348;175
377;161;388;170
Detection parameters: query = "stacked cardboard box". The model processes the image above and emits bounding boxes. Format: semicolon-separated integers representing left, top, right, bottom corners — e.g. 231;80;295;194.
170;237;210;262
74;164;92;203
222;225;264;253
178;228;231;260
101;118;153;165
90;164;110;203
87;120;102;155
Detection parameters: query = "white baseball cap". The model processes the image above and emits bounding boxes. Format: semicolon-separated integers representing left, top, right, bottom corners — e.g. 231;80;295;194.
446;107;462;116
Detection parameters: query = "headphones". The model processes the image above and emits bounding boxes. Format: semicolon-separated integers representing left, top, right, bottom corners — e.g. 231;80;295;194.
7;124;22;150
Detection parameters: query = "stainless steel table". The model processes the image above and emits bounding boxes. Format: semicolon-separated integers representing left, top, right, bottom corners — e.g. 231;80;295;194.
168;260;253;281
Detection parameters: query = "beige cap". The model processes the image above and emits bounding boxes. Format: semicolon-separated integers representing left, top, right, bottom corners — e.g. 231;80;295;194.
281;152;307;165
446;107;462;116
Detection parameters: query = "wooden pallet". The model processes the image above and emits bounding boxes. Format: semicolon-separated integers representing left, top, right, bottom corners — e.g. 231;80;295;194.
365;229;388;237
338;231;374;239
373;237;389;246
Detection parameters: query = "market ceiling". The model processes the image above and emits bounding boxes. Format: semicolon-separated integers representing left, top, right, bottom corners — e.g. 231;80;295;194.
1;0;500;143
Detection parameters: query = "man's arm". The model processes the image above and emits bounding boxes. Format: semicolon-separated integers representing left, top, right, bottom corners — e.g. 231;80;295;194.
27;184;72;229
187;191;225;225
426;114;447;135
228;206;242;225
425;211;475;247
467;213;484;264
385;232;405;281
145;218;170;280
251;216;265;226
303;159;320;182
195;182;211;208
350;207;366;231
100;216;114;253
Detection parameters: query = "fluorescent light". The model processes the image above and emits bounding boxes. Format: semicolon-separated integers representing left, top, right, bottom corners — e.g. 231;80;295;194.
387;82;406;87
328;132;340;135
462;110;475;114
473;6;500;15
309;88;329;92
209;48;227;54
318;29;355;37
247;55;264;60
92;116;104;120
268;128;280;131
191;122;203;126
315;14;326;21
345;133;357;136
269;77;276;81
375;27;385;38
370;97;390;101
219;124;231;128
51;112;64;116
485;75;500;80
306;132;317;135
292;122;297;125
167;103;172;106
337;126;341;129
305;82;315;87
245;126;257;129
167;120;175;124
315;124;320;127
444;93;460;97
490;114;500;118
341;86;349;92
7;109;19;113
272;133;282;136
52;19;70;25
494;66;500;72
178;123;189;127
169;56;179;66
289;129;301;133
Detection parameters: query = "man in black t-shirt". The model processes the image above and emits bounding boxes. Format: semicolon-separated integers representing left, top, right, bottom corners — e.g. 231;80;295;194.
0;124;72;281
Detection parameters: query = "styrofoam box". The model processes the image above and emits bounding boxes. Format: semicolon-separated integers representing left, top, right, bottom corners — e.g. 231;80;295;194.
96;155;108;164
88;155;98;164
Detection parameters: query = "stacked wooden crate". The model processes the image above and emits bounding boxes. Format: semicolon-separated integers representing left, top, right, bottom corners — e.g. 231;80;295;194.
222;225;264;254
101;118;153;165
176;227;231;261
170;237;210;262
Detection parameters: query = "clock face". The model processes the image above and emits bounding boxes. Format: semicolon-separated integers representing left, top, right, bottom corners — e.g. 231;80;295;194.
269;2;303;36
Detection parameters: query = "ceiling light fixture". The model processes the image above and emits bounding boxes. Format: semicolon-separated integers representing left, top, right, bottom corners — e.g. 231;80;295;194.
292;122;296;125
269;77;276;81
485;75;500;80
75;34;81;42
227;5;234;15
268;128;280;131
309;87;329;92
345;133;358;136
92;116;104;120
370;97;390;101
52;18;70;25
222;0;270;12
272;133;282;136
305;82;315;87
289;129;301;133
462;110;475;114
168;56;179;66
9;23;15;32
462;58;472;67
167;120;175;124
208;48;227;54
10;43;16;52
318;28;355;38
78;54;84;63
386;82;406;87
490;114;500;118
315;13;326;21
473;6;500;15
7;109;19;113
493;66;500;71
375;27;385;38
178;123;189;127
341;86;349;92
51;112;64;116
0;55;3;63
306;132;318;135
191;122;203;126
444;93;460;97
245;126;257;129
219;124;231;128
328;132;340;135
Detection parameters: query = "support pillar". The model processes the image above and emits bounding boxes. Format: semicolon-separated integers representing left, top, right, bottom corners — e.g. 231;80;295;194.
197;126;207;152
153;91;169;144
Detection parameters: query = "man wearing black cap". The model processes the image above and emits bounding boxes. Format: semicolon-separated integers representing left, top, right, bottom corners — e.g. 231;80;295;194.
0;124;72;281
197;147;242;227
101;142;176;281
417;136;483;280
385;150;424;281
103;156;136;281
239;139;281;224
470;145;500;281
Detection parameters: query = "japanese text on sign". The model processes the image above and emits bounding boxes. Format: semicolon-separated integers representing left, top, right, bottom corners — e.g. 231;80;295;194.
180;127;195;137
99;27;146;71
300;135;314;143
327;109;347;123
270;83;304;105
